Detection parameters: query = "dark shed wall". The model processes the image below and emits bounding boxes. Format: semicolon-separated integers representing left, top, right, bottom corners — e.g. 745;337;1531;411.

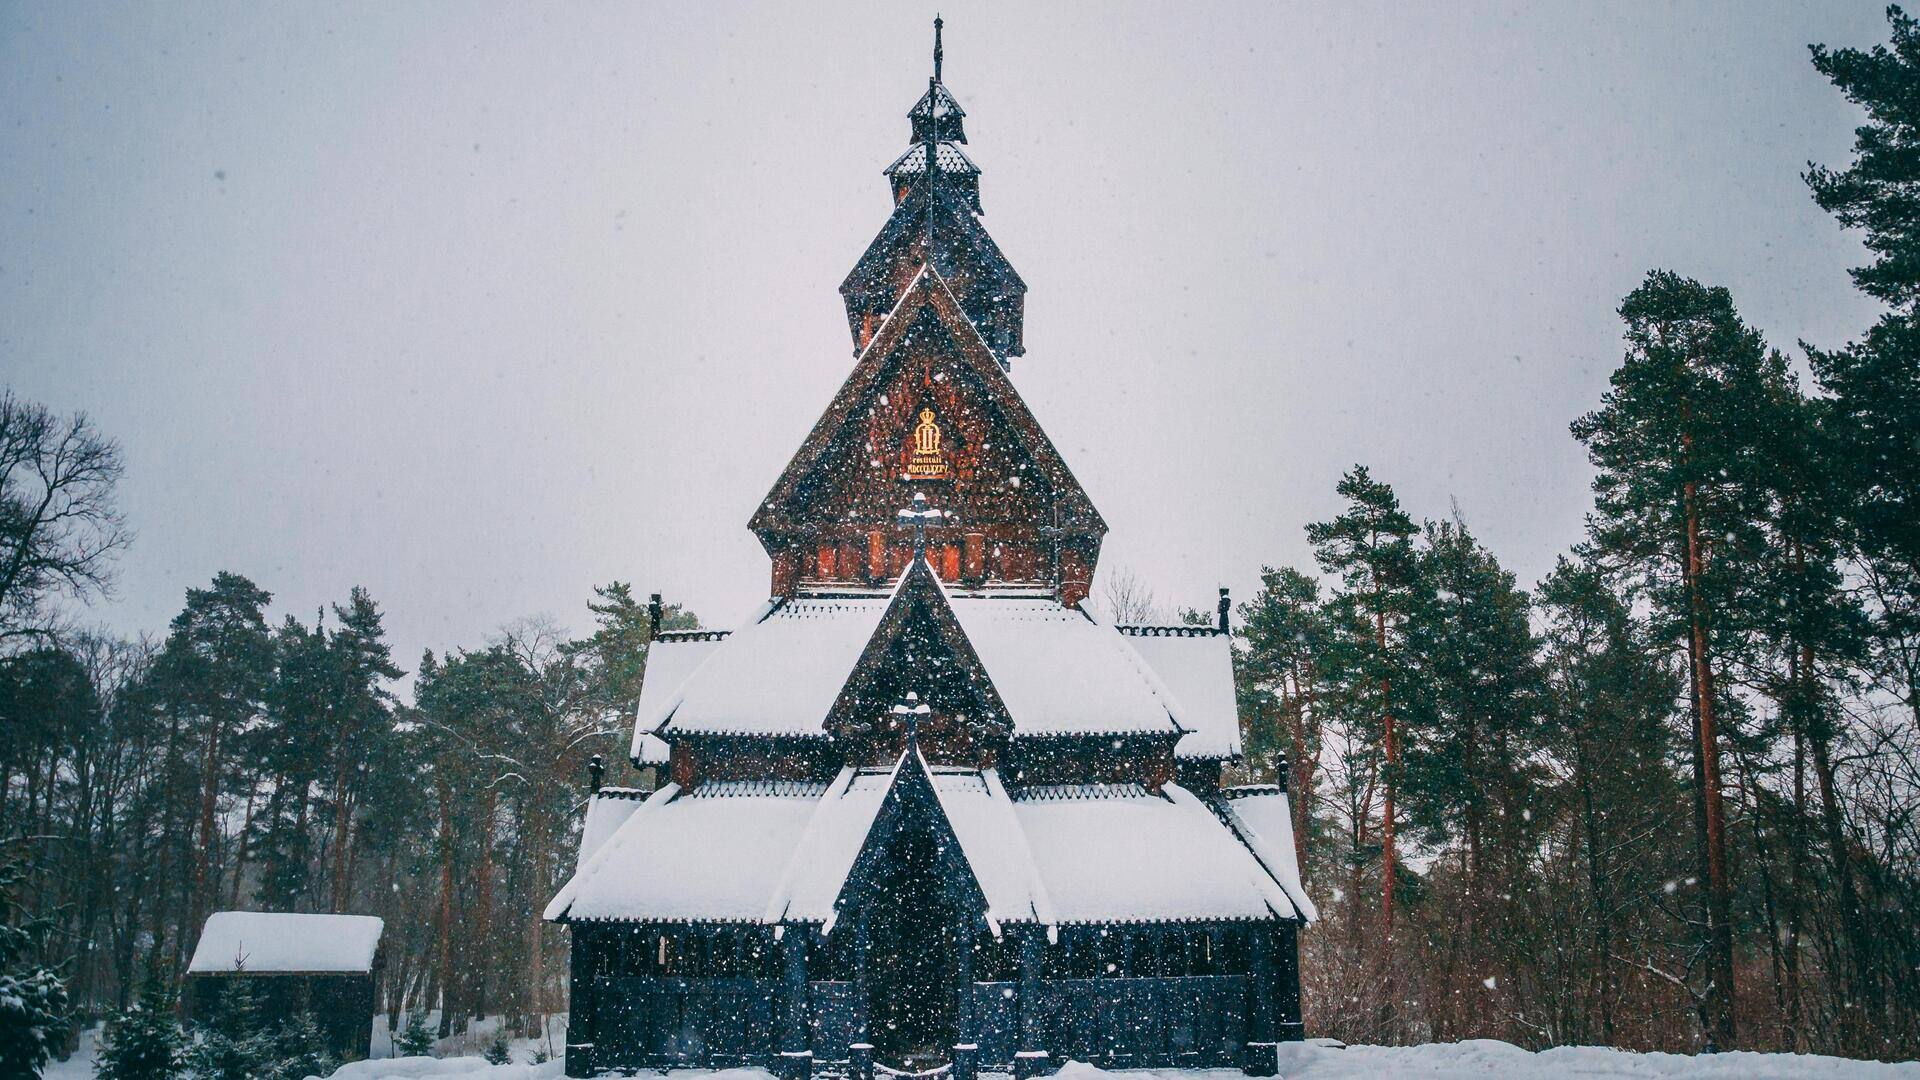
186;971;377;1061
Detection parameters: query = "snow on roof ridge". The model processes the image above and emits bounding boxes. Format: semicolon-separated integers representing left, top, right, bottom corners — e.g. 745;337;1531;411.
1115;623;1225;637
1214;787;1317;922
1013;782;1151;801
543;782;681;922
655;629;731;642
1163;782;1298;921
763;767;859;926
1085;603;1196;738
688;779;831;798
981;768;1055;930
593;787;649;801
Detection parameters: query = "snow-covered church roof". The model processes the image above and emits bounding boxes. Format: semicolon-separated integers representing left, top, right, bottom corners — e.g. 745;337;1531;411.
547;758;1307;929
1117;627;1242;759
629;574;1239;758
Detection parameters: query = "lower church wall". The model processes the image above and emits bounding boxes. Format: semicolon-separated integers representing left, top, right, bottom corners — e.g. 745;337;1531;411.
567;921;1302;1078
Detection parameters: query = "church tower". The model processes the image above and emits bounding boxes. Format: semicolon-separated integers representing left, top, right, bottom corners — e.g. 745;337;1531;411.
752;19;1104;606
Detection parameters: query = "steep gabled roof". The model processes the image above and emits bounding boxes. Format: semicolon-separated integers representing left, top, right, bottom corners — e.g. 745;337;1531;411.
752;266;1101;539
825;555;1014;738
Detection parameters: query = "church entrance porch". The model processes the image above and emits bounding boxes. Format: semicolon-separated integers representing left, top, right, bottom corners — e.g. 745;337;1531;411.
867;883;959;1068
846;764;973;1071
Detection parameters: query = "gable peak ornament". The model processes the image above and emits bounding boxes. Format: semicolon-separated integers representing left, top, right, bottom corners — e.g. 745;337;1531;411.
896;491;949;557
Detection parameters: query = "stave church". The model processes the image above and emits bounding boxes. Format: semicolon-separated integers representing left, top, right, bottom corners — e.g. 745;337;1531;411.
546;21;1312;1079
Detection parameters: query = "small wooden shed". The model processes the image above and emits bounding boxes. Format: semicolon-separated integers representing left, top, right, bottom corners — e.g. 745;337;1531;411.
185;911;385;1061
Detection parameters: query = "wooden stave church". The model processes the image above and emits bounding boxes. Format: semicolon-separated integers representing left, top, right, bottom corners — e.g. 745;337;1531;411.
546;23;1312;1080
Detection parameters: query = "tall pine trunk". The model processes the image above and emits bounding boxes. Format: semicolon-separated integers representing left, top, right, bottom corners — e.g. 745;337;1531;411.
1377;608;1396;939
1682;452;1736;1047
330;746;355;911
1809;705;1879;1045
436;778;457;1039
192;714;228;937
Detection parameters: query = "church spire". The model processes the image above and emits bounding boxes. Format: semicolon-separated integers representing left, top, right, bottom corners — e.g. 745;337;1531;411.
844;19;1027;364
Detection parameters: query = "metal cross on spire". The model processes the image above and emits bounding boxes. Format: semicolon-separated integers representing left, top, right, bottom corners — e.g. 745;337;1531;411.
893;691;931;748
896;491;948;558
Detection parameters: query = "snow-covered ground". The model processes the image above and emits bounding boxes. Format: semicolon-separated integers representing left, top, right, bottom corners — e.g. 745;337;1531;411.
42;1031;1920;1079
300;1043;1920;1080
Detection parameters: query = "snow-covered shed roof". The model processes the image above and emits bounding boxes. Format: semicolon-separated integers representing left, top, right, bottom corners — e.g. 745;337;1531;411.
187;912;384;974
1119;628;1241;760
630;633;731;757
1217;786;1317;922
1012;784;1299;923
578;788;647;867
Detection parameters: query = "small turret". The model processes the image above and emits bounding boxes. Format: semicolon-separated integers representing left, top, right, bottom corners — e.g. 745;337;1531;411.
841;17;1026;365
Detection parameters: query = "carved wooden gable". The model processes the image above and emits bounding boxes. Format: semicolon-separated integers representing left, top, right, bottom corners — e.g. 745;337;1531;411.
753;268;1104;595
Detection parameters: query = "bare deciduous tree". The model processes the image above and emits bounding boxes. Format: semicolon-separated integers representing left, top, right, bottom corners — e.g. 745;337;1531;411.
0;390;131;643
1096;564;1161;624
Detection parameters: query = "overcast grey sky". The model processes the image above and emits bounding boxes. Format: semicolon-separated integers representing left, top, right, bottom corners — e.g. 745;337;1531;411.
0;1;1893;671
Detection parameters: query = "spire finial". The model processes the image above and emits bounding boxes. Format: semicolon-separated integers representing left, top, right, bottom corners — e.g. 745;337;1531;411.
894;691;930;749
897;490;948;559
933;16;944;83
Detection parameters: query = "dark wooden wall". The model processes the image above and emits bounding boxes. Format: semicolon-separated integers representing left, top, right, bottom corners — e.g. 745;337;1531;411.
566;919;1303;1077
186;970;378;1061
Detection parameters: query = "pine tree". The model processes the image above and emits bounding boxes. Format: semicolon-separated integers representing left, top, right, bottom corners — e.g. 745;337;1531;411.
320;587;403;911
0;851;70;1078
93;973;186;1080
1570;270;1779;1047
151;573;275;940
1399;518;1547;970
1237;566;1334;872
1538;558;1687;1045
187;975;279;1080
1808;7;1920;739
1305;465;1422;939
482;1031;512;1065
395;1008;435;1057
267;1008;335;1080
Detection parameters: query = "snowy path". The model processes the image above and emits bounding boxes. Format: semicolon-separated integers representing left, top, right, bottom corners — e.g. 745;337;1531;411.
296;1043;1920;1080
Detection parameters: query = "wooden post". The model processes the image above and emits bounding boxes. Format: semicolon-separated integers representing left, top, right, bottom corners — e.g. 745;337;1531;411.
1242;924;1277;1076
852;913;871;1043
953;916;978;1080
1275;922;1303;1042
564;927;595;1078
778;928;812;1080
1014;927;1048;1080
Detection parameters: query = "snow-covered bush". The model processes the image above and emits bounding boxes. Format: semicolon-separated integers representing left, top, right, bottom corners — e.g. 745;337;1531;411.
0;853;70;1078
